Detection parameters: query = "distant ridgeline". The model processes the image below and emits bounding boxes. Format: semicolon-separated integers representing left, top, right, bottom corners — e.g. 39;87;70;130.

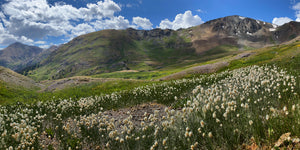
0;15;300;81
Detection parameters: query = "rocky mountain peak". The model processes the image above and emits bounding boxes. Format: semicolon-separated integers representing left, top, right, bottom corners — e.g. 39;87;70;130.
204;15;273;36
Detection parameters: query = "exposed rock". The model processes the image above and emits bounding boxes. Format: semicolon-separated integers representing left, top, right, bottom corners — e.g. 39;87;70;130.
126;28;174;40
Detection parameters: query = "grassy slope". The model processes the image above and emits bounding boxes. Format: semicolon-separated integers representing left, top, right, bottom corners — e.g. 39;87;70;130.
1;41;299;105
27;30;135;81
0;79;154;105
91;45;240;80
27;29;240;81
226;42;300;71
0;80;38;104
0;41;299;149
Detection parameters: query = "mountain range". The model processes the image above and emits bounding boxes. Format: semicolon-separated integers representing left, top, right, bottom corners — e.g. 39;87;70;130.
1;15;300;81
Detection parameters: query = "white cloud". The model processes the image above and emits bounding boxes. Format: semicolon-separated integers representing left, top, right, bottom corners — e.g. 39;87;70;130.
293;2;300;21
132;17;153;30
0;0;154;46
272;17;293;26
71;23;95;37
35;41;46;44
92;16;132;30
293;2;300;10
159;19;174;29
158;10;204;30
39;44;51;49
80;0;121;20
0;21;34;45
271;2;300;27
0;0;127;46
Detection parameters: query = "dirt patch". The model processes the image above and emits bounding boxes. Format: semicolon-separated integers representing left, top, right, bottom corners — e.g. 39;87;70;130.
103;102;167;127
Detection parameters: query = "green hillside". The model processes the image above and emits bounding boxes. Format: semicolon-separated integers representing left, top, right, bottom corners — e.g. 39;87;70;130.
0;40;299;149
26;28;242;81
1;40;299;105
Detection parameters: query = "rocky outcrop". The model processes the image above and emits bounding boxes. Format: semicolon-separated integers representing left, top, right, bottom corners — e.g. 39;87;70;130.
126;28;175;40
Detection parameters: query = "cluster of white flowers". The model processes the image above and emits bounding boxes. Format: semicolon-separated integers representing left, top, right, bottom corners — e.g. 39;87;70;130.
0;65;298;149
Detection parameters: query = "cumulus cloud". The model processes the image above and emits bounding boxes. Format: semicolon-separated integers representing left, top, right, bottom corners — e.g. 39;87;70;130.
158;10;204;30
71;23;95;37
92;16;131;30
293;2;300;21
272;17;293;26
0;0;121;39
272;2;300;27
0;21;34;45
0;0;153;46
132;17;153;30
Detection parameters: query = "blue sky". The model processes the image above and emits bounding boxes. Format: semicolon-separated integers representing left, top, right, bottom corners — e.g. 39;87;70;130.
0;0;299;49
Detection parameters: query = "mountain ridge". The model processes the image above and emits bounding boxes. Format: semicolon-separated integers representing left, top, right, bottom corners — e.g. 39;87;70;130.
1;15;299;81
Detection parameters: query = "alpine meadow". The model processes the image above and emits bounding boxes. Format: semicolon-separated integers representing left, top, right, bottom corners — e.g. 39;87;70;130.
0;0;299;149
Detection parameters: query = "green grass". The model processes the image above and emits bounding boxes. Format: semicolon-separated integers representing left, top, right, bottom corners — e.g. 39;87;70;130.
0;79;152;105
4;41;300;106
223;42;300;71
203;45;239;56
92;70;176;80
1;64;298;149
0;80;38;105
90;44;240;80
0;41;300;149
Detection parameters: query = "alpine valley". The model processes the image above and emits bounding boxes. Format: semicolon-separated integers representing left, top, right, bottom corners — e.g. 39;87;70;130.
0;15;299;149
1;15;299;81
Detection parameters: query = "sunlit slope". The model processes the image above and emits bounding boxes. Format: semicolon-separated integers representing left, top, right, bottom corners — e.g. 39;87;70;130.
27;28;240;81
0;66;41;104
